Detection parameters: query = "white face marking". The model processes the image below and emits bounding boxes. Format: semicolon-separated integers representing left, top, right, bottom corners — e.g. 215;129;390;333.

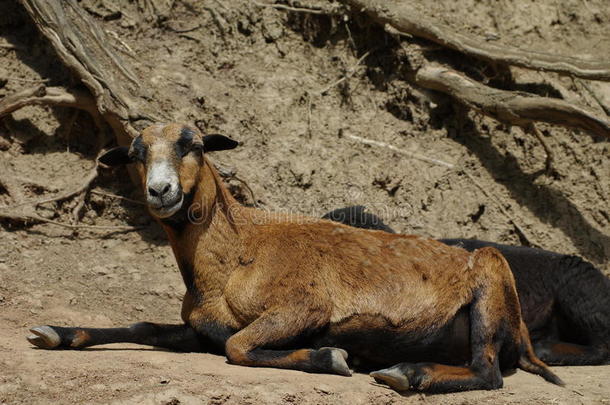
145;152;183;218
146;160;179;191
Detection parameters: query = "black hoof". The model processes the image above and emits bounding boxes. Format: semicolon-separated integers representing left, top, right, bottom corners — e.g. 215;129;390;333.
370;365;411;391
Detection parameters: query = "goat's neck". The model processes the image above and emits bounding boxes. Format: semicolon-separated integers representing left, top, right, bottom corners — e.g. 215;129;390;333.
161;157;247;292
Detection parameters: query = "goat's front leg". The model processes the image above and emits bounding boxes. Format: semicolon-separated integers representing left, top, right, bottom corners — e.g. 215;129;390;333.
27;323;203;352
224;307;350;376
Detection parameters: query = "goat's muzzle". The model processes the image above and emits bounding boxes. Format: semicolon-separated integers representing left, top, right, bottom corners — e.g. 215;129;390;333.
146;161;184;218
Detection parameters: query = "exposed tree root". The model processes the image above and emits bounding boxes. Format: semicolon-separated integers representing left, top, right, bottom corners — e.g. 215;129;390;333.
18;0;144;144
414;65;610;139
342;0;610;81
0;85;102;128
253;1;343;15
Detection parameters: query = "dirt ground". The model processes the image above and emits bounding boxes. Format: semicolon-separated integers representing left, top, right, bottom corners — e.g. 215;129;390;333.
1;0;609;404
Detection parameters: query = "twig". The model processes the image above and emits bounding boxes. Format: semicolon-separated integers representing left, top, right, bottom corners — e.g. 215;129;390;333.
571;389;585;397
306;93;313;138
0;210;143;232
341;0;610;81
90;190;145;205
0;43;20;50
252;1;339;15
527;124;556;174
203;6;228;43
233;174;258;207
346;133;455;168
317;51;371;95
33;160;99;207
71;191;87;224
414;65;610;139
164;23;202;33
346;133;537;246
105;30;137;59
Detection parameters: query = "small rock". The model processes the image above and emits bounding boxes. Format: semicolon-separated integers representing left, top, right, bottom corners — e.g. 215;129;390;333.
135;305;144;311
314;385;332;395
160;377;170;385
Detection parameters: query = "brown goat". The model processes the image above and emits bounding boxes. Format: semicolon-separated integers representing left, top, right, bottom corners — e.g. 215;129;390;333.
27;123;562;393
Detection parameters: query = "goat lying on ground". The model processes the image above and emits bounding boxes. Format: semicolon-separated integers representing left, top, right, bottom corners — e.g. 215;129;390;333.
27;123;562;393
323;206;610;366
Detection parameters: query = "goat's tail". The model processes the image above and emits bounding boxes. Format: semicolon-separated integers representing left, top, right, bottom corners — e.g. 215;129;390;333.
517;321;565;386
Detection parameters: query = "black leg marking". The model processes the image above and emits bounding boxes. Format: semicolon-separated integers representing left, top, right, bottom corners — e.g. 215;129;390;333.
27;323;203;351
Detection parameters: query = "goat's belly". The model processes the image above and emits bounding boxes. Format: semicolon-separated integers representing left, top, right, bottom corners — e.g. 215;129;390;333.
311;306;471;368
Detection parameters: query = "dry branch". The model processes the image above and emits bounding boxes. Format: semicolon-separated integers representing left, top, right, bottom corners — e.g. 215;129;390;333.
253;1;341;15
346;133;455;168
414;65;610;139
0;210;143;232
341;0;610;81
90;190;145;205
0;85;100;124
34;160;100;207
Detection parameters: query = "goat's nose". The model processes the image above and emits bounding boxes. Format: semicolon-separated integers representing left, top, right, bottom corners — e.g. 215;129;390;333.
148;182;172;198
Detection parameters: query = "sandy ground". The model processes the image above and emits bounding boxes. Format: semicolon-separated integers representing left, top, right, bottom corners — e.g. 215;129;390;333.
1;0;609;404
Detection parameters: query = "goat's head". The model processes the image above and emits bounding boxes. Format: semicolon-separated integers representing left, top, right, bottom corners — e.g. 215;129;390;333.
99;123;238;218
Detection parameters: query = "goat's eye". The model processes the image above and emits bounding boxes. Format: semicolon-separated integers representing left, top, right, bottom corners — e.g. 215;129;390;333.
177;142;203;158
129;136;147;162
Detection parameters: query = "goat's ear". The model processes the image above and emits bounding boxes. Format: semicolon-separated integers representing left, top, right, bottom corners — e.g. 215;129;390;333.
98;146;133;167
203;134;239;153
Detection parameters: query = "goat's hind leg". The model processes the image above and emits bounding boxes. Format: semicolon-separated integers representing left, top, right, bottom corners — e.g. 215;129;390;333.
27;323;202;351
372;247;560;393
534;341;609;365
